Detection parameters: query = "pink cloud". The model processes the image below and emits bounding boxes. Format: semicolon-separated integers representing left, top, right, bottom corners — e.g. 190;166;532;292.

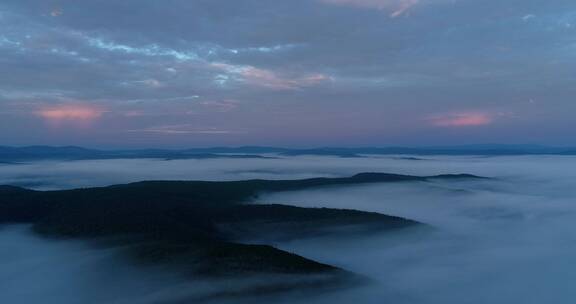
211;63;329;90
319;0;419;17
429;112;494;127
35;104;104;125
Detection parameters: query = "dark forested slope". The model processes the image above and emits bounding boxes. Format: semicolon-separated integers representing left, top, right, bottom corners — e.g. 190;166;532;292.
0;172;481;296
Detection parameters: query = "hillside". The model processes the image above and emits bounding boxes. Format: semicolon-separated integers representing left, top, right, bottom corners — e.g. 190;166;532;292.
0;172;480;298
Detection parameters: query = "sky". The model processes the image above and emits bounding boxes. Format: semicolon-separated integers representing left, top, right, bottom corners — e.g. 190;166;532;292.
1;0;575;148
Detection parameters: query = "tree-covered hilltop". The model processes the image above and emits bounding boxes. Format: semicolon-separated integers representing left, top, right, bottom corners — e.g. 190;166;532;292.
0;172;481;231
0;172;481;296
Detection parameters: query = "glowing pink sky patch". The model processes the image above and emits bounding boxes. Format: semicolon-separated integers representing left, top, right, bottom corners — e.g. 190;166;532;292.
429;112;494;127
36;104;104;125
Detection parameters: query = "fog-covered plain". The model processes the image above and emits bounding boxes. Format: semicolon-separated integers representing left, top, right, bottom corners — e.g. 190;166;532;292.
1;155;576;303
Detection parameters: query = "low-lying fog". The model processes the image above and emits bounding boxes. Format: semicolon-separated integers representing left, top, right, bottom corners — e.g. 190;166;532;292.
2;155;576;303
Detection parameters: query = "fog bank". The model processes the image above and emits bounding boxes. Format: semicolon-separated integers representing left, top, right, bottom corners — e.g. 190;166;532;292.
1;155;576;303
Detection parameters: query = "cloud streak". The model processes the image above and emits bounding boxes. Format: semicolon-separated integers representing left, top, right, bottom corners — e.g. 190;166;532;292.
35;104;104;125
429;112;494;127
211;63;330;90
127;124;237;135
319;0;419;17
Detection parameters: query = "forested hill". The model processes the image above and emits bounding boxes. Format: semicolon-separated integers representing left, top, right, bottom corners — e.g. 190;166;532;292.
0;172;481;298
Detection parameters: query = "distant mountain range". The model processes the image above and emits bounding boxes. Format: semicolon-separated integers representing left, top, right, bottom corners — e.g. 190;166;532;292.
1;144;576;161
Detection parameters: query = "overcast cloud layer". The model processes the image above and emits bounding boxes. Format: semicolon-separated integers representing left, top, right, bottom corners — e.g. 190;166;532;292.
1;0;575;147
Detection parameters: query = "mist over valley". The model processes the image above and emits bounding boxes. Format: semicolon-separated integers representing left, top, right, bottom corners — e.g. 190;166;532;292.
0;155;574;303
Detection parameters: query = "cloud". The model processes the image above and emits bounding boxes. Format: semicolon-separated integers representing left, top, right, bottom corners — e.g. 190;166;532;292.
50;8;63;17
1;0;576;145
318;0;419;17
35;104;104;124
121;79;165;88
127;124;237;135
86;37;328;91
211;63;330;90
200;100;240;112
429;112;494;127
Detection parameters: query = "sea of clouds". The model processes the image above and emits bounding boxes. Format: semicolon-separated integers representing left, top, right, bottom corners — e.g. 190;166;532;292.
1;155;576;303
